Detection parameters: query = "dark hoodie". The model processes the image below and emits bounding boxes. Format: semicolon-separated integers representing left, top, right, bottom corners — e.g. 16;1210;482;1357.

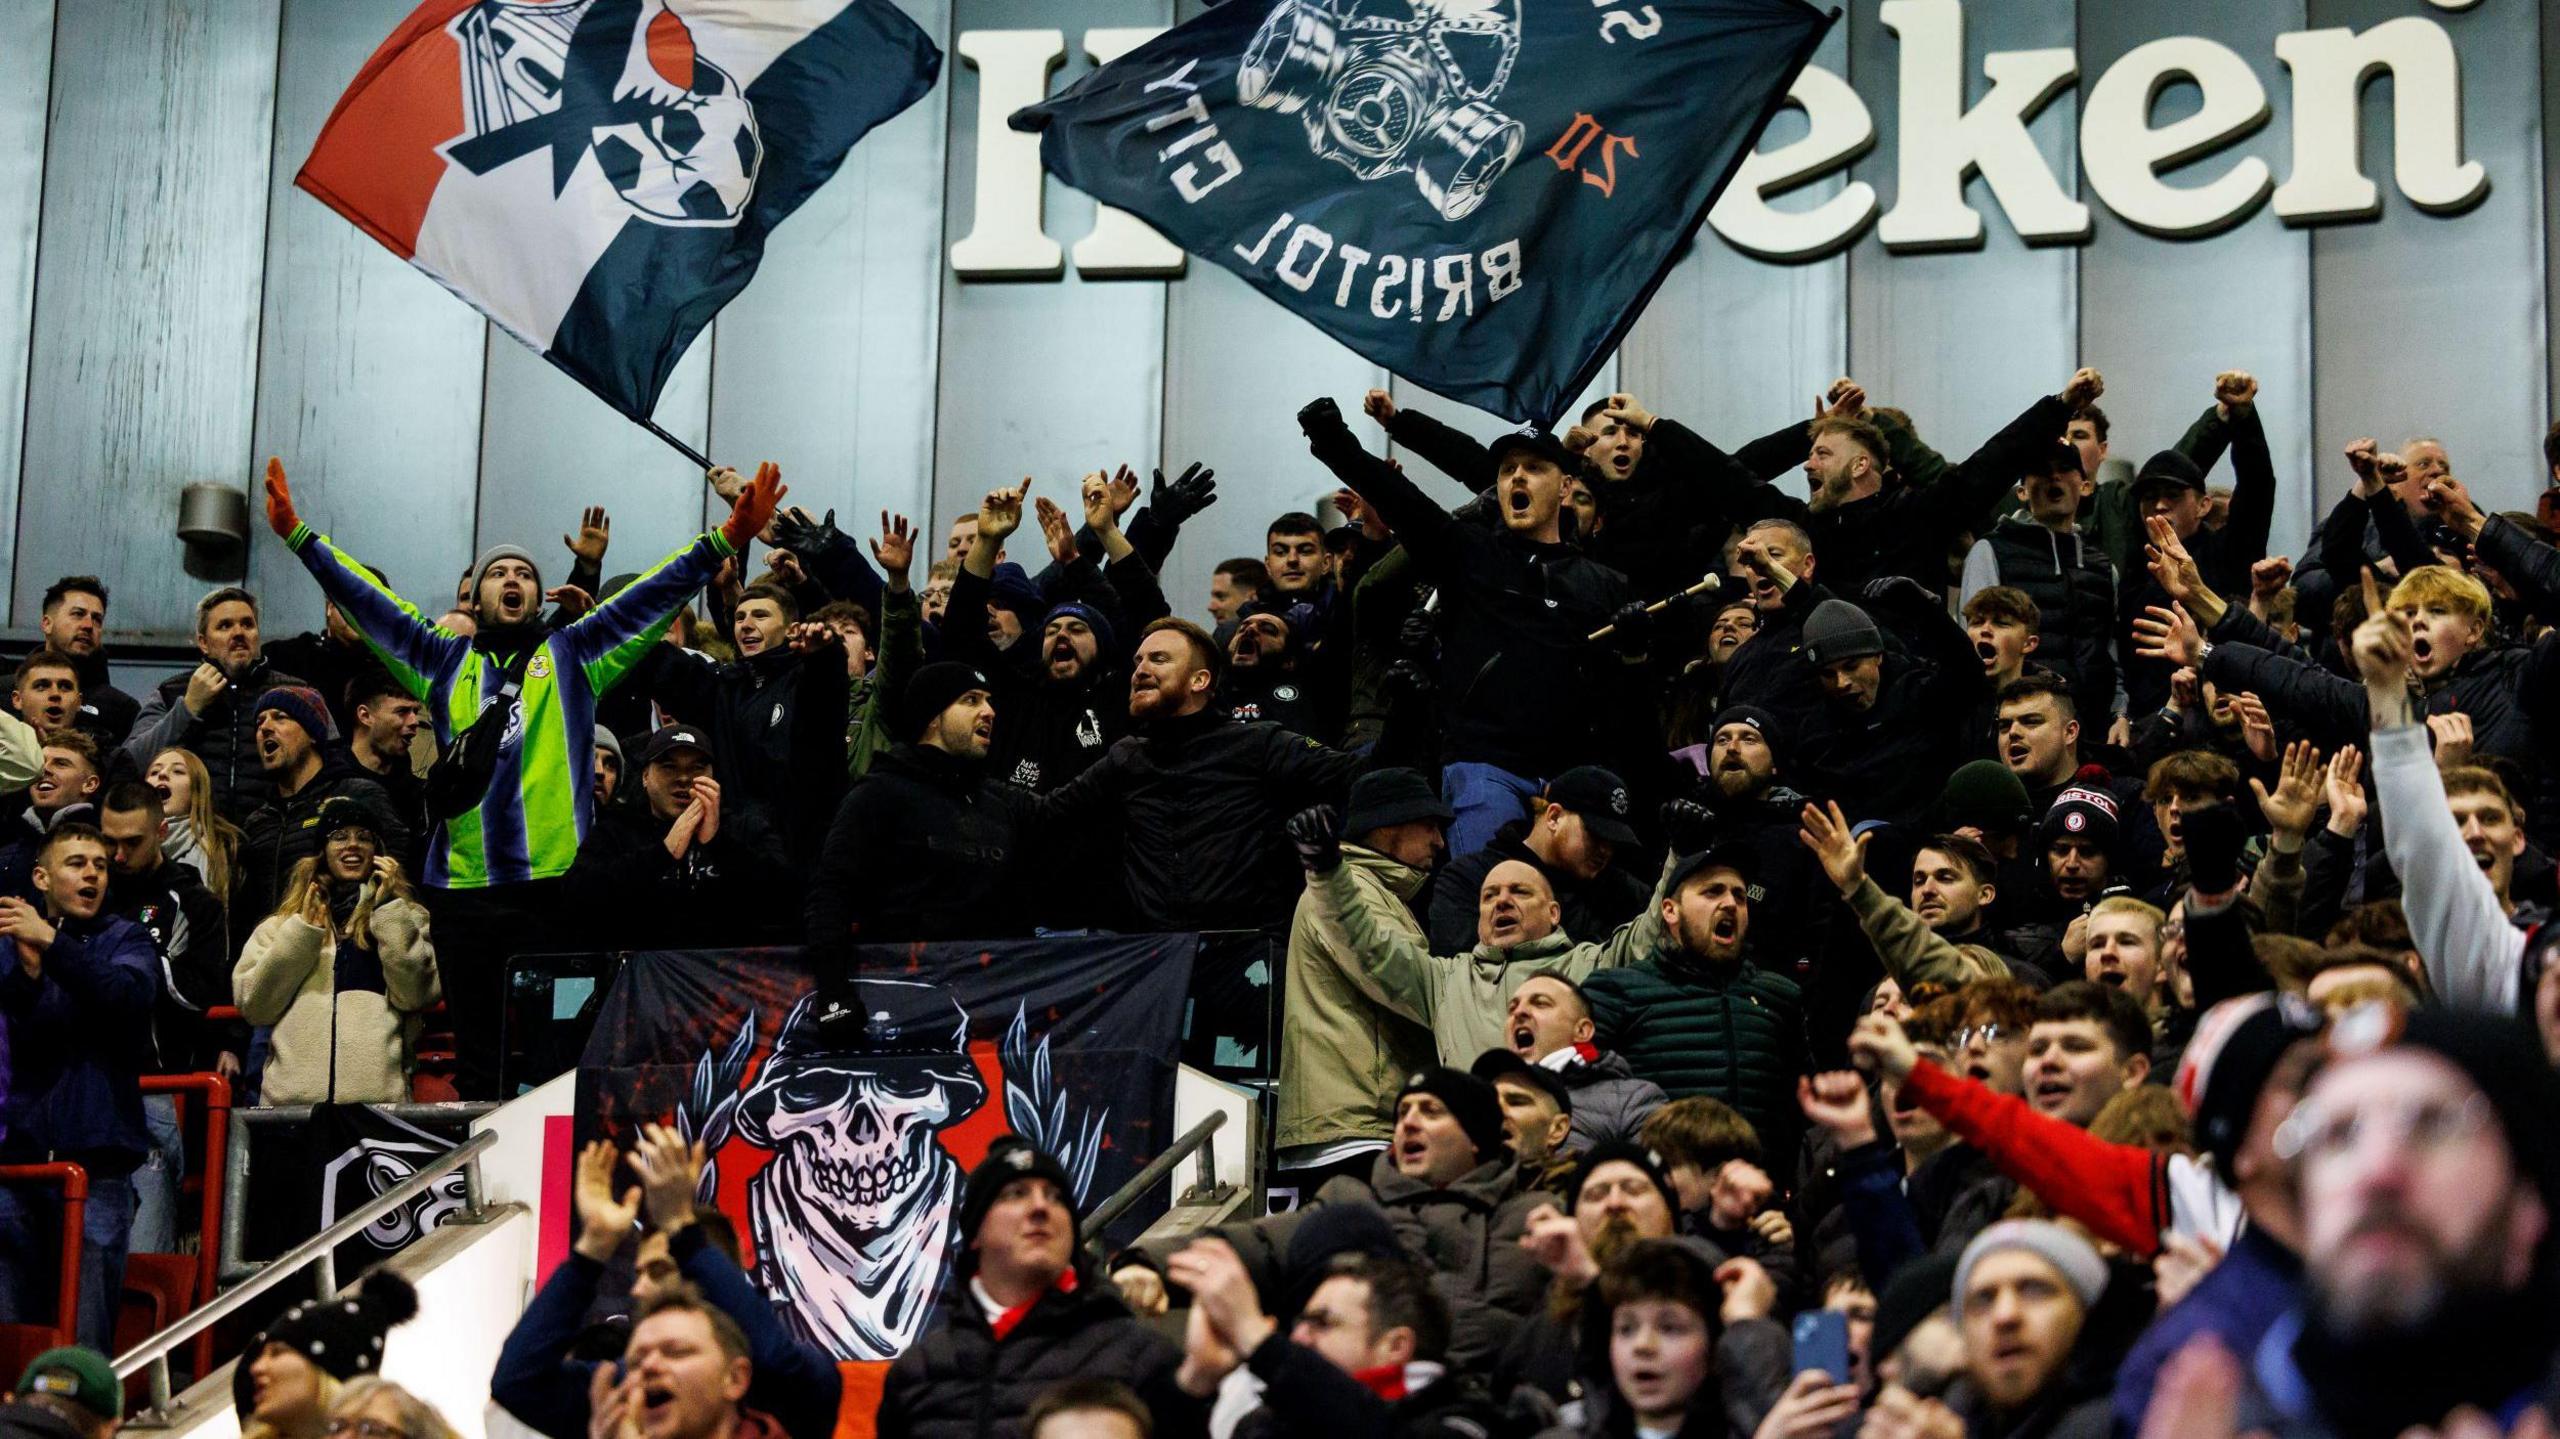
804;740;1032;948
236;749;406;919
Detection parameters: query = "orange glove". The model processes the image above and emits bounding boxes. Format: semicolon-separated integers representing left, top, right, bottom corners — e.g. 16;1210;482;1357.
718;461;785;551
263;457;301;538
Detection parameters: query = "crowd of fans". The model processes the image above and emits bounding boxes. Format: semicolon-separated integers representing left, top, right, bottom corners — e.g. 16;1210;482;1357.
4;364;2560;1438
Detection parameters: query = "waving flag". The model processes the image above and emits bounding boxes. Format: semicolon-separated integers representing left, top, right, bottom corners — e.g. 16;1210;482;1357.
1016;0;1830;426
299;0;941;422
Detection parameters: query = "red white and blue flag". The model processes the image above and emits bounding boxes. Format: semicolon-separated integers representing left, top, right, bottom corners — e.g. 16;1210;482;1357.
300;0;941;421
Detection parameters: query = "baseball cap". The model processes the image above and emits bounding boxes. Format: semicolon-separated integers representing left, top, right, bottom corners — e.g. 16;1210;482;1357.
1487;430;1578;473
18;1348;118;1422
1470;1048;1574;1115
1544;766;1640;848
636;724;713;768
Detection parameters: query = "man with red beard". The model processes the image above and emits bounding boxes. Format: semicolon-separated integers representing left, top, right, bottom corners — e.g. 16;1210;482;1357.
1030;617;1359;933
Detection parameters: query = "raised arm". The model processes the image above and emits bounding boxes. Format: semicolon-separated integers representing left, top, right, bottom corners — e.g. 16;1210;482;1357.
265;459;467;696
1294;810;1441;1029
1299;397;1461;565
566;464;778;689
1926;373;2092;543
2211;376;2277;584
1369;389;1495;492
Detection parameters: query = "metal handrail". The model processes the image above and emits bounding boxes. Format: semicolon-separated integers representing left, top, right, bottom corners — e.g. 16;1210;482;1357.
113;1128;498;1422
220;1102;498;1286
1080;1110;1225;1245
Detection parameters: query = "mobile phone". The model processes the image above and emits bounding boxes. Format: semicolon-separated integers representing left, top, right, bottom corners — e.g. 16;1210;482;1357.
1791;1308;1851;1384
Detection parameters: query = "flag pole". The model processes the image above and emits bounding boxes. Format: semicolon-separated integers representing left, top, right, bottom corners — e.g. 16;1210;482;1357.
638;418;714;472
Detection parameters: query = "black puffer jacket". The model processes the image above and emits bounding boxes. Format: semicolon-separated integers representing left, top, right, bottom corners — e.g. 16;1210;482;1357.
1305;406;1635;778
874;1265;1197;1439
1975;517;2119;724
805;742;1031;948
1030;707;1362;932
1581;953;1809;1157
125;655;306;823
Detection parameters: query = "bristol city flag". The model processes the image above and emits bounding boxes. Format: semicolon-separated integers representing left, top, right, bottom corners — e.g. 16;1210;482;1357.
1016;0;1830;427
299;0;941;420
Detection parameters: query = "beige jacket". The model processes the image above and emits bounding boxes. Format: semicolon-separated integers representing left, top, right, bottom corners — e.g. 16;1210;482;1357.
234;896;440;1106
1279;846;1441;1151
1843;877;2011;989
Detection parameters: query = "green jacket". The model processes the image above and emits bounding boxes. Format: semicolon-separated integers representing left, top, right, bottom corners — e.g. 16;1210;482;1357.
1279;846;1440;1152
1843;877;2010;989
289;523;733;888
1311;855;1675;1065
1582;950;1809;1152
845;586;924;780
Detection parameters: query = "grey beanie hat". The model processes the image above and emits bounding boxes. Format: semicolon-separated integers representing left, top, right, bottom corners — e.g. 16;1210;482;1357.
469;544;542;605
1801;598;1886;668
592;727;624;768
1952;1220;2108;1322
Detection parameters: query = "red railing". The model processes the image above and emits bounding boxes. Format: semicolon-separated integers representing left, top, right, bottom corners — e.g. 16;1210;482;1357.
0;1163;87;1357
137;1072;231;1376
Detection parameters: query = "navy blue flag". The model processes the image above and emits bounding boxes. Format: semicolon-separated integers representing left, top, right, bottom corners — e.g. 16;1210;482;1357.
300;0;943;424
1014;0;1833;426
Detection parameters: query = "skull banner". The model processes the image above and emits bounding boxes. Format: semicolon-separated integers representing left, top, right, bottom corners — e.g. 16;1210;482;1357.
1014;0;1832;427
574;938;1192;1363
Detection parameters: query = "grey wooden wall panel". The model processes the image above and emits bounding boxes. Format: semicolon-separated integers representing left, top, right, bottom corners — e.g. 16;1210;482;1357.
1846;0;2080;469
1620;24;1851;461
2075;0;2314;560
2549;0;2560;450
17;0;282;632
0;0;54;622
474;334;717;601
934;0;1170;539
707;0;950;539
2307;0;2548;521
249;0;489;637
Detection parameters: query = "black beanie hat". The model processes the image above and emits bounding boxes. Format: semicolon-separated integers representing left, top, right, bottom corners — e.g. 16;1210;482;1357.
233;1269;418;1417
1801;599;1885;668
1566;1139;1679;1216
957;1135;1077;1271
2336;1007;2560;1219
2174;992;2322;1179
903;661;991;741
1278;1201;1406;1323
1396;1067;1509;1166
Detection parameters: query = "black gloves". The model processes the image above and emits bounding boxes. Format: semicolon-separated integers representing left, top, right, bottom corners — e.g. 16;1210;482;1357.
1287;805;1344;875
1860;575;1935;613
2182;801;2246;896
770;507;849;563
1152;463;1219;525
1606;601;1653;660
1662;799;1718;855
1298;397;1347;437
1397;604;1437;656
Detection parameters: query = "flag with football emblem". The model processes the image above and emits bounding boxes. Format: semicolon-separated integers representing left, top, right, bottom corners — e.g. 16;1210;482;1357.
300;0;941;422
1015;0;1830;427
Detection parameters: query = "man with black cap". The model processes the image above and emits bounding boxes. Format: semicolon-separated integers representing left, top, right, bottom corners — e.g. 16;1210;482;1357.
0;1348;118;1439
1286;804;1677;1066
236;684;406;920
1471;1048;1576;1186
1278;768;1450;1196
879;1137;1195;1439
1425;765;1651;954
2115;371;2276;714
1118;1067;1555;1373
2111;993;2325;1432
1297;397;1638;858
1801;581;1989;828
566;723;789;950
2223;1008;2560;1439
1583;843;1809;1154
805;661;1030;948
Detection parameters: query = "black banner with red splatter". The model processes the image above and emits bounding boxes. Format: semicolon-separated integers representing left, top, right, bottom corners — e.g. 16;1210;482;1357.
573;938;1193;1363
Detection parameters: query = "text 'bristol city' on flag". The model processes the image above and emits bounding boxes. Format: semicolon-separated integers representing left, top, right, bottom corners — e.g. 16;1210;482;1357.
1015;0;1833;428
297;0;942;424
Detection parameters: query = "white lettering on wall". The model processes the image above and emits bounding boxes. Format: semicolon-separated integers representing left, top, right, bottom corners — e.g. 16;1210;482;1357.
1877;0;2089;249
1071;28;1188;276
2273;18;2487;221
2079;37;2272;237
1707;65;1878;259
948;30;1065;277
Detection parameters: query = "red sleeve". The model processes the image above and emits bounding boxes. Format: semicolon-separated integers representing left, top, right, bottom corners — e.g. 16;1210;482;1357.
1902;1061;2168;1257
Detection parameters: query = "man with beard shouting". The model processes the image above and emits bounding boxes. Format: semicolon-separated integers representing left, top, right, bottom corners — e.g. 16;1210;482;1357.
262;456;782;1098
